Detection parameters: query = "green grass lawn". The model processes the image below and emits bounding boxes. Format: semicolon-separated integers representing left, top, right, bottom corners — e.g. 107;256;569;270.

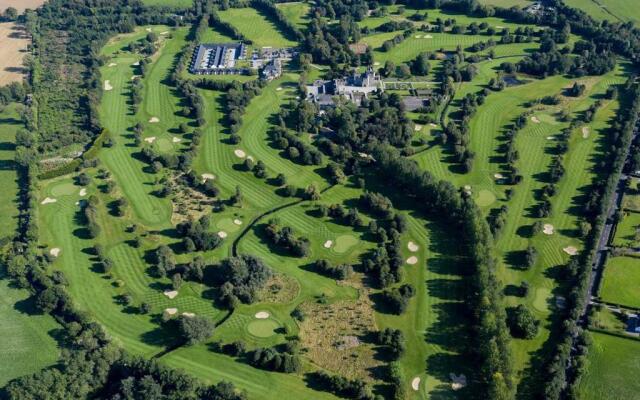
218;7;297;48
478;0;532;7
600;256;640;308
276;2;310;29
0;272;60;387
565;0;640;24
0;103;21;240
142;0;193;8
612;211;640;247
579;332;640;400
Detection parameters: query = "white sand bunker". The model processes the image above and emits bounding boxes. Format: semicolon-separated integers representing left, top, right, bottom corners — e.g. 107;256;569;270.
247;155;254;161
414;124;422;131
563;246;578;256
255;311;270;319
164;308;178;316
233;219;243;225
182;312;195;318
374;62;380;66
49;248;61;257
108;62;117;67
406;256;418;265
132;61;140;66
423;35;433;39
582;126;590;138
218;231;228;238
429;123;438;128
160;31;169;35
323;240;333;249
543;224;554;235
415;35;422;38
104;80;113;91
408;241;419;252
546;136;555;140
201;173;215;182
411;377;421;391
146;28;152;32
172;137;181;143
531;116;540;123
79;188;87;196
450;373;467;391
276;87;283;91
234;149;246;158
149;117;159;123
41;197;57;205
494;173;504;179
163;290;178;299
144;136;156;143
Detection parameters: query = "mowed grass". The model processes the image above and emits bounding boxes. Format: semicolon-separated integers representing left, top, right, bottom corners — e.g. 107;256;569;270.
0;103;21;239
478;0;532;7
0;272;60;387
578;332;640;400
600;256;640;308
276;2;310;29
217;7;297;48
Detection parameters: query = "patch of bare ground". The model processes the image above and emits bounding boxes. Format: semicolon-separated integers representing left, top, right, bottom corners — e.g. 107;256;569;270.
170;177;216;224
0;22;29;86
0;0;45;13
256;274;299;303
298;283;381;381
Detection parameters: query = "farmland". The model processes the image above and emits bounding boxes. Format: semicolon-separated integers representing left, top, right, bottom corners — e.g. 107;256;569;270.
3;0;640;398
565;0;640;24
0;22;29;86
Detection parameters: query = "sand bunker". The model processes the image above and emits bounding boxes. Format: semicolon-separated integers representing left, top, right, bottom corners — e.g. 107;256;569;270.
104;80;113;91
429;123;438;128
582;126;590;138
41;197;57;205
494;173;504;179
323;240;333;249
276;87;283;91
406;256;418;265
149;117;159;123
408;241;419;252
79;188;87;196
255;311;270;319
182;312;195;318
201;173;215;182
146;28;152;32
531;116;540;124
233;219;243;225
172;137;181;143
450;373;467;390
563;246;578;256
543;224;554;235
217;231;228;239
411;377;421;391
414;124;422;131
160;31;169;35
546;136;555;140
374;62;380;66
49;248;61;257
144;136;156;143
108;62;117;67
163;290;178;299
234;149;246;158
415;35;422;38
132;61;140;66
164;308;178;316
423;35;433;39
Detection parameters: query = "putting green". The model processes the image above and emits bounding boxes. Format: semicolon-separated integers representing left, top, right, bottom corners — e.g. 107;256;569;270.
333;235;358;253
216;217;241;233
50;182;78;197
156;138;173;152
246;319;279;338
475;189;496;207
532;287;551;313
535;113;560;125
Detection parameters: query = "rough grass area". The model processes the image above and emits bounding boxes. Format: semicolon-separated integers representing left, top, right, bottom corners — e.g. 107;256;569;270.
579;332;640;400
565;0;640;24
0;272;60;387
276;2;310;28
600;256;640;308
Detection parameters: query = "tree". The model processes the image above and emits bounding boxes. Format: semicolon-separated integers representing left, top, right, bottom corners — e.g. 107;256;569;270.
508;305;539;339
178;315;215;345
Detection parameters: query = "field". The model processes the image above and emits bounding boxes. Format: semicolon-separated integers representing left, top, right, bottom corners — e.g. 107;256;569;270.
0;103;21;239
276;2;310;29
0;271;60;387
565;0;640;24
0;0;45;12
578;332;640;400
0;22;29;86
600;256;640;308
218;7;297;48
478;0;531;6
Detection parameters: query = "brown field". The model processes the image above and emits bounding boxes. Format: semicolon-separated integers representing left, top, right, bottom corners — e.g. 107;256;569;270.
0;22;29;86
0;0;45;13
